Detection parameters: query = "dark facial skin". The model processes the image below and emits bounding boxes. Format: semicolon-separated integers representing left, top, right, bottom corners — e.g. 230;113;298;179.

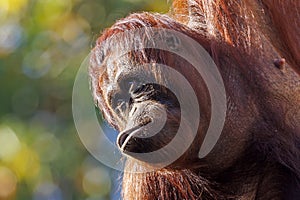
116;83;180;153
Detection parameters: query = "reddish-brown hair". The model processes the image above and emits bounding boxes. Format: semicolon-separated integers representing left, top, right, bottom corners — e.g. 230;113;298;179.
90;0;300;199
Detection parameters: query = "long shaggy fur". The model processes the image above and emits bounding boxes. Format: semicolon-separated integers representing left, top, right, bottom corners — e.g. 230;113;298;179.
90;0;300;199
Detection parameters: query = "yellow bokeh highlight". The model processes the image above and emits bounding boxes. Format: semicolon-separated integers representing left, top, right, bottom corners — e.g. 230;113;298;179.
0;126;40;182
0;0;28;14
54;14;90;44
7;145;40;181
34;0;72;28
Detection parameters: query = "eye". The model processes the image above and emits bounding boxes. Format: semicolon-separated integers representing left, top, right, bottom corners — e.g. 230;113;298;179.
110;92;134;115
128;80;140;94
118;76;141;94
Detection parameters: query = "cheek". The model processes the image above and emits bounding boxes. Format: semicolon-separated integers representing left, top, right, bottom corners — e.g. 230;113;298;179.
101;99;127;131
200;123;251;171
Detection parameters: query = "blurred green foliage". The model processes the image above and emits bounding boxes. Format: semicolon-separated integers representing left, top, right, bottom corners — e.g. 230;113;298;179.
0;0;169;199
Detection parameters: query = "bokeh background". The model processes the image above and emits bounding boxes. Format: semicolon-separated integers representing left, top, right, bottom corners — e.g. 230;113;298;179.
0;0;169;199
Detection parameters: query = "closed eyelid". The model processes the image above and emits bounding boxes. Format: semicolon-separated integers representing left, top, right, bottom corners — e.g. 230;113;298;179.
118;76;142;92
108;90;132;110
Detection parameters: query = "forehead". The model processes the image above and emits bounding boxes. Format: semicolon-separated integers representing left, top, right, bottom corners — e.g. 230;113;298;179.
105;54;134;84
102;53;160;87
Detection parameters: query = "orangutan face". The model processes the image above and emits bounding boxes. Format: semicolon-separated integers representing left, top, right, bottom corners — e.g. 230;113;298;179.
110;76;181;154
95;54;192;163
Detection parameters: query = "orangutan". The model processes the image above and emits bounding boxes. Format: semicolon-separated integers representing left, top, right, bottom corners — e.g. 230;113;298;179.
89;0;300;199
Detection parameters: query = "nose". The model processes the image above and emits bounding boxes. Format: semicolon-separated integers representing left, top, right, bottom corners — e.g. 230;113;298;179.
117;125;141;149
